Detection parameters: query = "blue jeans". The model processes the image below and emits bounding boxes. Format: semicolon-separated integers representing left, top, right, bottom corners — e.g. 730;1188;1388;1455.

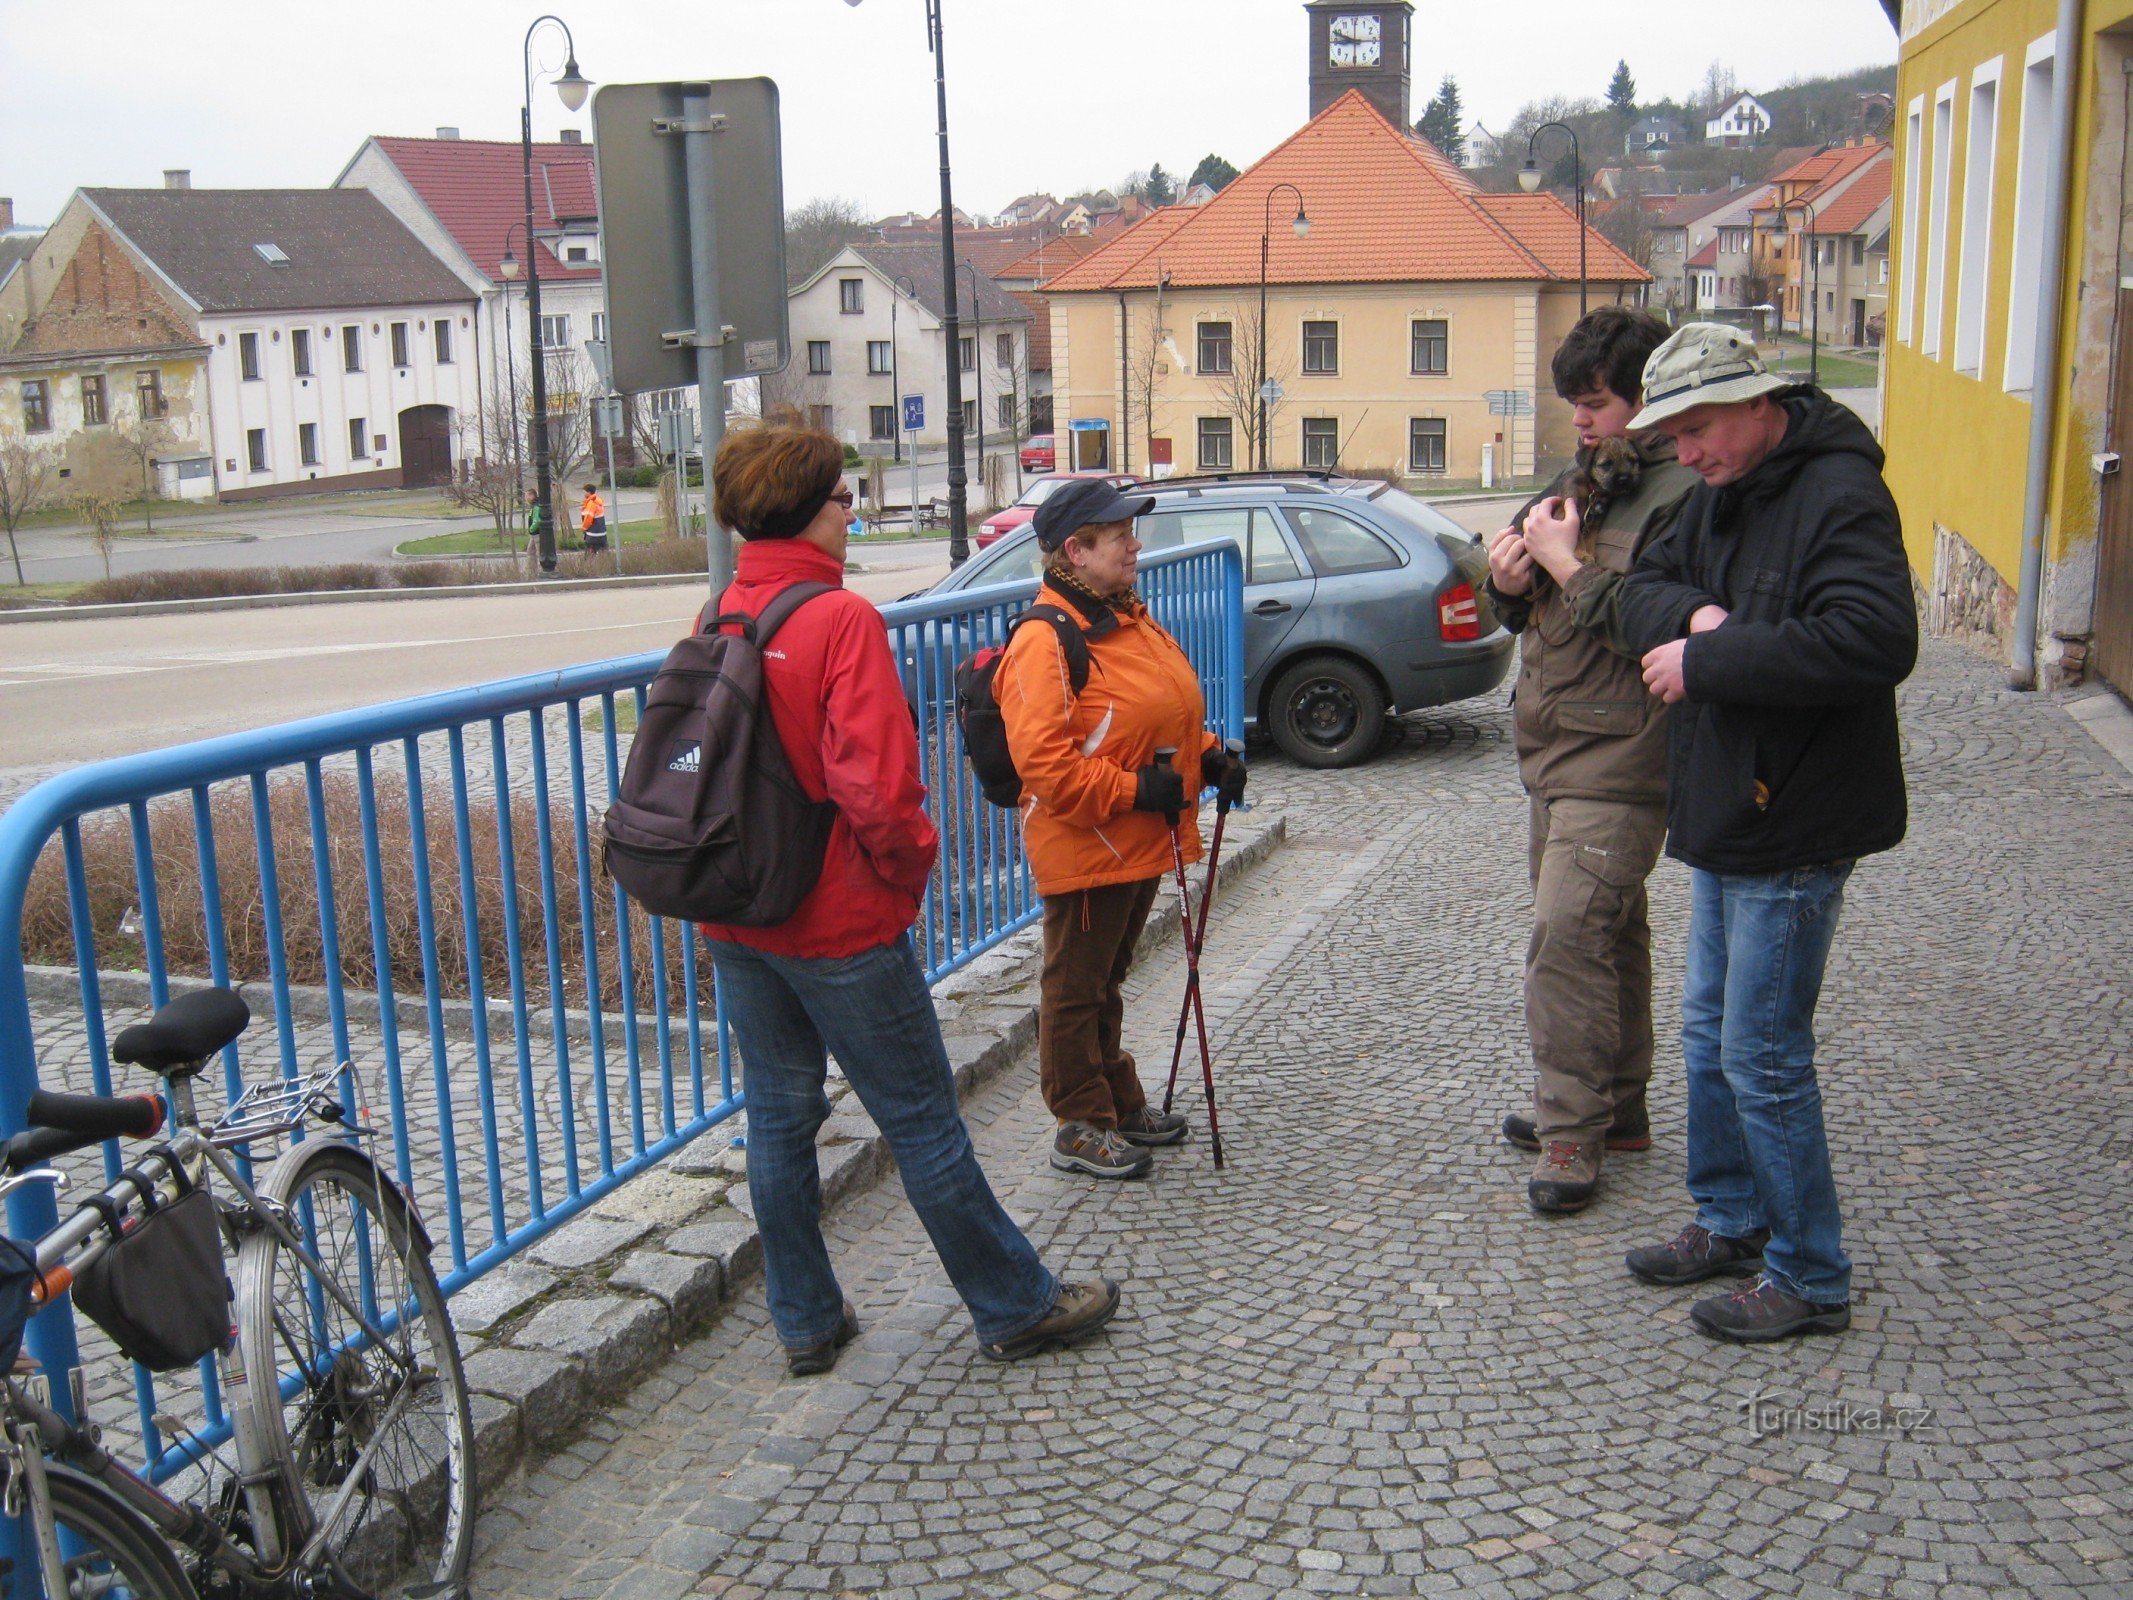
1682;864;1854;1306
705;933;1060;1349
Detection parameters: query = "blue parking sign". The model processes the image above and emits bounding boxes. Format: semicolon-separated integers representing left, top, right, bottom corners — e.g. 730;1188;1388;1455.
901;394;926;433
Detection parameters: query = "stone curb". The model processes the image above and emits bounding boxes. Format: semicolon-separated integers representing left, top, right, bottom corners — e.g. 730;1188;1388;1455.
0;570;718;627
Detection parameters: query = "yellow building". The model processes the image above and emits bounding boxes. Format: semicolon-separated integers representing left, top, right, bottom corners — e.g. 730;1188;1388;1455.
1884;0;2133;694
1041;91;1645;490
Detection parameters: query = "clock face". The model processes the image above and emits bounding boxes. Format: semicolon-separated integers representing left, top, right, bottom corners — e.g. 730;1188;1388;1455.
1327;13;1382;66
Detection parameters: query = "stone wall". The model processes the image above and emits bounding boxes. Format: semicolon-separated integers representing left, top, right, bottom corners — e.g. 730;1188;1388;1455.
1927;518;2018;653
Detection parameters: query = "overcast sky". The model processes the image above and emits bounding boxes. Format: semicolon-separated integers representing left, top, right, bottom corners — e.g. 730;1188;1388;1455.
3;1;1898;227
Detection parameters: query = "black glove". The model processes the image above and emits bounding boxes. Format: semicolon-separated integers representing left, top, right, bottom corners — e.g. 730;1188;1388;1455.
1133;762;1187;817
1203;743;1248;809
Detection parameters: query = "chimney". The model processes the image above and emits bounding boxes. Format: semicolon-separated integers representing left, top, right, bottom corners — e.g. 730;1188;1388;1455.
0;199;12;231
163;169;191;190
435;125;461;140
559;128;583;145
1730;173;1745;191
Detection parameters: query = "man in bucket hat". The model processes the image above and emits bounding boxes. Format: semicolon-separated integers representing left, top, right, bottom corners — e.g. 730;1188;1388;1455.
1614;324;1916;1343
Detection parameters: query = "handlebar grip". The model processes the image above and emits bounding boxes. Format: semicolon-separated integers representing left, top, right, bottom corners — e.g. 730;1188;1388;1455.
4;1124;111;1173
24;1090;165;1141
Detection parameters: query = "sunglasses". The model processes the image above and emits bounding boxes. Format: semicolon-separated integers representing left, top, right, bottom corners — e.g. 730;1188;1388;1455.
828;487;855;510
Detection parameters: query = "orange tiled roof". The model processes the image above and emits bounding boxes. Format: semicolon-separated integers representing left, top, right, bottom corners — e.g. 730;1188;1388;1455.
1771;141;1887;198
995;231;1110;284
1809;159;1892;235
1041;90;1645;293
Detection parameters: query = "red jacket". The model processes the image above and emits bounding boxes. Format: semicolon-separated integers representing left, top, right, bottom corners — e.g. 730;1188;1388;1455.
696;538;937;957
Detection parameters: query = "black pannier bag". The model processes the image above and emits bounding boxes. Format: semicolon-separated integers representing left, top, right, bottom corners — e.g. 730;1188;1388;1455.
602;582;840;926
72;1175;233;1373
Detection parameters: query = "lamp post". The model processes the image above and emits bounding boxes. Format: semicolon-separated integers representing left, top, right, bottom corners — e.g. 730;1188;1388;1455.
961;259;985;510
1257;182;1309;472
1774;197;1821;386
1520;122;1586;316
498;226;530;503
519;14;591;575
844;0;970;564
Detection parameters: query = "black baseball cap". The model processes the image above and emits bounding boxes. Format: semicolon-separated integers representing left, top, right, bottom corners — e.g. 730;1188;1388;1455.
1033;478;1156;551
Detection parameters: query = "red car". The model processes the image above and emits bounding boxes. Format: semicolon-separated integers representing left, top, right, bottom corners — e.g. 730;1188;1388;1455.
1019;434;1056;473
976;472;1141;548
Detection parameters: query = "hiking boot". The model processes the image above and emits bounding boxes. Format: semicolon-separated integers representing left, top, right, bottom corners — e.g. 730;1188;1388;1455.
1115;1104;1189;1147
1625;1222;1770;1286
784;1300;859;1377
980;1277;1121;1362
1690;1277;1851;1343
1500;1112;1652;1153
1050;1121;1154;1179
1528;1140;1600;1214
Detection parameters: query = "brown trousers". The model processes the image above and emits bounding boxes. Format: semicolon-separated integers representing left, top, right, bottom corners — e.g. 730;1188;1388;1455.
1525;794;1668;1146
1039;876;1162;1128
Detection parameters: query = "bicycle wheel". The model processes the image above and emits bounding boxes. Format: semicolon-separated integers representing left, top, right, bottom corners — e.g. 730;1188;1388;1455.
34;1463;199;1600
232;1141;473;1598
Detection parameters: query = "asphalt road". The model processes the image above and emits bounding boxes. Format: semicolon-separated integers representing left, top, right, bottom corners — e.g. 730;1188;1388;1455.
0;544;952;796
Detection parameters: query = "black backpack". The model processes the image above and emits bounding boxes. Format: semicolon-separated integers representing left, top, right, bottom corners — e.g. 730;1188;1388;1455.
602;582;838;926
956;602;1114;807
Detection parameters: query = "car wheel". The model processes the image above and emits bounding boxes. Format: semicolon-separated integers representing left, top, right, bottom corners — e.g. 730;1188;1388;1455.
1267;655;1386;769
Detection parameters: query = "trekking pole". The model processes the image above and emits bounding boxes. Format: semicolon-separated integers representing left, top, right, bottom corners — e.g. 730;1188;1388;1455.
1155;747;1198;1112
1183;739;1245;1170
1152;744;1230;1169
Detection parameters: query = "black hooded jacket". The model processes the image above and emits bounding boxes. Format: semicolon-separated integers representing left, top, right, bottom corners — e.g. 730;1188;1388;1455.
1617;390;1917;874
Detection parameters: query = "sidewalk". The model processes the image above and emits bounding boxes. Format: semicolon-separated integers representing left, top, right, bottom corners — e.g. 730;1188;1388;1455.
465;635;2132;1600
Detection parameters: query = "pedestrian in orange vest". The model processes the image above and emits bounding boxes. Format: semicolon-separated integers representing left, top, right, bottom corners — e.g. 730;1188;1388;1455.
579;483;608;554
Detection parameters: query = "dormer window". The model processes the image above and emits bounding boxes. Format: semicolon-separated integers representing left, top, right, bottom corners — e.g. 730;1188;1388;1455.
254;242;290;265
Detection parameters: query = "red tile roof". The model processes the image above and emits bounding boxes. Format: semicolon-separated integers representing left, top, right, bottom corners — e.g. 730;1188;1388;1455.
995;232;1111;284
1687;238;1720;268
1656;190;1740;230
1771;141;1887;199
1809;159;1892;235
1042;91;1645;293
367;135;603;285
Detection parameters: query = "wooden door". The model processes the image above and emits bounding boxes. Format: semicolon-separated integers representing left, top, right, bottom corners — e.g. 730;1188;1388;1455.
397;405;451;488
2095;291;2133;693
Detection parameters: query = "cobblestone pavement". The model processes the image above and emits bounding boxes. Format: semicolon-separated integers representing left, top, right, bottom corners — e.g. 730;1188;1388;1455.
466;638;2133;1600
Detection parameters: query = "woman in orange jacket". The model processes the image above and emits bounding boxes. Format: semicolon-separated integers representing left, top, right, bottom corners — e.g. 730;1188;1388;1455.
997;480;1246;1178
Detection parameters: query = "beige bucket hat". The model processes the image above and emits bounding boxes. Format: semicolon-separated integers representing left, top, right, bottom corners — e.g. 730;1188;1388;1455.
1631;322;1795;428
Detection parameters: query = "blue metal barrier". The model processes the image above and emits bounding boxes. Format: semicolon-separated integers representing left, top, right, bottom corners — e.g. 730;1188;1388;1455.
0;539;1244;1476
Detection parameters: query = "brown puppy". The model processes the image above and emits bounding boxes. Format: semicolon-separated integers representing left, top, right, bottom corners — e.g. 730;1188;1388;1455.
1560;435;1645;559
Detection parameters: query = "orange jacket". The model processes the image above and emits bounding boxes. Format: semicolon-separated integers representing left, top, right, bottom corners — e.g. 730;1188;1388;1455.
579;490;605;531
996;581;1213;896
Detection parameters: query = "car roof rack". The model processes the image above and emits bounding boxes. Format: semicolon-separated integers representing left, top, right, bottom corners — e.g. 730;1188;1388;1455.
1144;470;1365;495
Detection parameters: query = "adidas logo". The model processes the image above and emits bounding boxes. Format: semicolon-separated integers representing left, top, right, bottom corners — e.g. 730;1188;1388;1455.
666;742;702;774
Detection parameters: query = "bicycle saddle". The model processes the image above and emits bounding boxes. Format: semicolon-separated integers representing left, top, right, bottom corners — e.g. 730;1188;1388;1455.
111;988;251;1077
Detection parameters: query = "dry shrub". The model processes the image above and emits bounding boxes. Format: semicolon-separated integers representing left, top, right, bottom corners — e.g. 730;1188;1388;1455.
21;769;690;1017
64;543;708;608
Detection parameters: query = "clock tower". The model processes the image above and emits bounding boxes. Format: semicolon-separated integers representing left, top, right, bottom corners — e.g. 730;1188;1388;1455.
1305;1;1413;127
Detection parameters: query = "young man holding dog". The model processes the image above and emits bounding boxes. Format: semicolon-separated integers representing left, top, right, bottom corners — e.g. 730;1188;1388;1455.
1484;305;1699;1216
1614;324;1914;1342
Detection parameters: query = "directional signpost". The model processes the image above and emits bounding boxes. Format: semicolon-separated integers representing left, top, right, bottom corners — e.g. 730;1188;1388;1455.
1484;388;1535;488
593;78;789;594
901;395;925;531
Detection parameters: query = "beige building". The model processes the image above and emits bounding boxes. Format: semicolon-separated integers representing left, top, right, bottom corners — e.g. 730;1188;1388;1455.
1043;91;1645;487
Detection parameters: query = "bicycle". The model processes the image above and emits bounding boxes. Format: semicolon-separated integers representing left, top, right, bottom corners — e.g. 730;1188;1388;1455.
0;986;475;1599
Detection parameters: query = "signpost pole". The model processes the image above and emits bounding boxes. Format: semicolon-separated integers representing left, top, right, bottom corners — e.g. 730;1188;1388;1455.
603;396;624;574
682;86;731;599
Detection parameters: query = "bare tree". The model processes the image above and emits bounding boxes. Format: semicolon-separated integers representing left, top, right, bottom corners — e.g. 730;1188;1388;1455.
1207;302;1294;470
65;432;140;580
112;412;177;533
0;435;56;585
1699;61;1741;118
1124;297;1167;476
541;348;594;486
785;196;874;286
1594;174;1659;272
445;395;527;546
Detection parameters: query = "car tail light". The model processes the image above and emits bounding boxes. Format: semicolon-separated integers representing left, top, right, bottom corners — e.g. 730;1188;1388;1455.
1438;582;1481;642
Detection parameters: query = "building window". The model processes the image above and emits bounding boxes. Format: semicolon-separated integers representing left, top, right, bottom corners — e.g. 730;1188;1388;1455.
81;375;107;426
247;428;268;472
591;312;606;344
1302;320;1338;373
839;278;864;314
1197;416;1233;470
869;404;896;441
434;320;453;363
21;380;49;432
137;369;166;418
349;418;367;459
996;332;1014;368
998;394;1016;431
1197;321;1232;375
958;336;975;372
299;422;320;466
1953;68;2001;376
1923;85;1954;358
342;325;363;372
808;404;834;433
1409;417;1447;474
1852;237;1865;267
1301;416;1339;469
960;398;976;434
388;322;410;367
292;328;312;376
565;245;589;263
540;314;570;350
807;340;832;375
867;340;892;375
239;332;261;381
2005;54;2056;390
1410;318;1448;375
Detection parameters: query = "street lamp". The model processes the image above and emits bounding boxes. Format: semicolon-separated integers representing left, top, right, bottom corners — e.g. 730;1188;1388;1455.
1257;182;1309;472
1773;197;1822;387
1520;122;1587;316
844;0;971;565
520;14;591;575
961;259;985;509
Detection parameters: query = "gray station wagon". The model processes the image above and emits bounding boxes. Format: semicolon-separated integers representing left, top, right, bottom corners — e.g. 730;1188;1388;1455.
921;473;1513;768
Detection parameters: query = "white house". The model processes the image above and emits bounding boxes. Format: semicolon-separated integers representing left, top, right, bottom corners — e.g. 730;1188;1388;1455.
1706;93;1774;148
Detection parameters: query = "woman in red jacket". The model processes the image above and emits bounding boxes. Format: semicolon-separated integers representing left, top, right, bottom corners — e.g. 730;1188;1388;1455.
699;420;1118;1374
